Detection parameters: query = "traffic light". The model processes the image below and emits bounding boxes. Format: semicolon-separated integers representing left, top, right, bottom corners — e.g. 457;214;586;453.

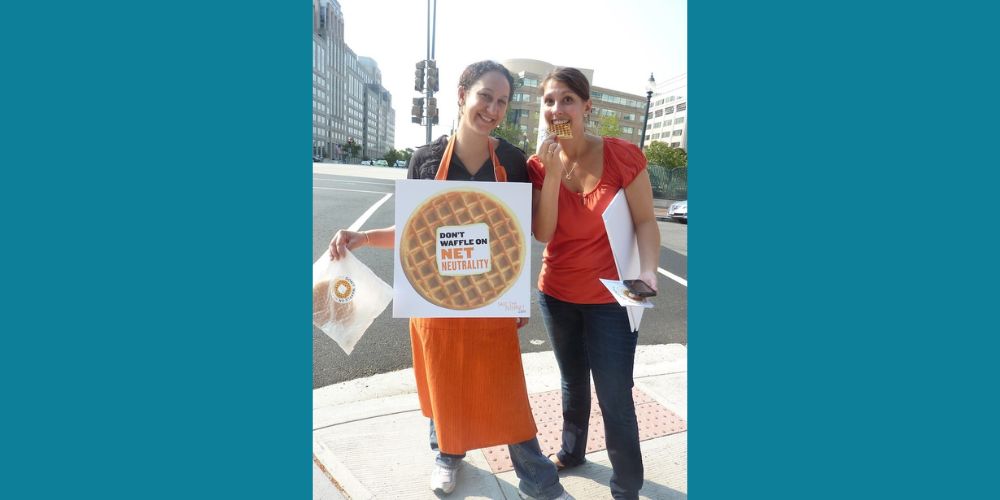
411;97;424;124
414;60;426;92
426;60;439;92
426;97;438;125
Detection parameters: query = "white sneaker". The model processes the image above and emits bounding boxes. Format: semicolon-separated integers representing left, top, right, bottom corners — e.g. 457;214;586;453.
430;463;458;494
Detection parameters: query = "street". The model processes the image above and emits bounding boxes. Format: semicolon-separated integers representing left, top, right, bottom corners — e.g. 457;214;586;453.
313;164;687;388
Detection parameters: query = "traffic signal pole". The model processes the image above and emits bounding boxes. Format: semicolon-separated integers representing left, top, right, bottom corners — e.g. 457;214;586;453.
411;0;438;144
424;0;436;144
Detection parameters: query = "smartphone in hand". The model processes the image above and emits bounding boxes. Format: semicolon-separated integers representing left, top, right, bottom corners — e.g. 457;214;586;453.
622;279;657;298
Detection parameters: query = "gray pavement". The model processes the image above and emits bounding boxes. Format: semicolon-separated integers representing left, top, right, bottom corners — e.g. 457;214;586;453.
313;344;687;499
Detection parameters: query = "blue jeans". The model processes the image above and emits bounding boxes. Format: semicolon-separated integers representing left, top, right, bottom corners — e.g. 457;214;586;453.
538;292;643;500
429;420;564;499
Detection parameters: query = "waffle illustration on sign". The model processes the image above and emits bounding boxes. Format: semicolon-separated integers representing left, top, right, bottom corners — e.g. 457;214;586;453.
400;190;524;310
547;121;573;139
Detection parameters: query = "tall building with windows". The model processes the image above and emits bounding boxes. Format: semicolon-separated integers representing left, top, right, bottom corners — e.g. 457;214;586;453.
313;0;394;161
644;73;687;150
500;59;648;150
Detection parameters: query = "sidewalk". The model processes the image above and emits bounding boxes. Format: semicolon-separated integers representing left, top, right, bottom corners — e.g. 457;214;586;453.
313;344;687;499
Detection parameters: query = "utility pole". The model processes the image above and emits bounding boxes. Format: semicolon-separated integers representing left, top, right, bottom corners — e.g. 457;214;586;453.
425;0;437;144
410;0;439;145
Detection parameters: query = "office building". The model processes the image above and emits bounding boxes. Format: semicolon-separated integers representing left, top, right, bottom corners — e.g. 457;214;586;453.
644;73;687;150
313;0;394;160
500;59;648;150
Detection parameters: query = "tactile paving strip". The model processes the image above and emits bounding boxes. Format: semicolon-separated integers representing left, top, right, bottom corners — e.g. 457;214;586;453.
481;387;686;473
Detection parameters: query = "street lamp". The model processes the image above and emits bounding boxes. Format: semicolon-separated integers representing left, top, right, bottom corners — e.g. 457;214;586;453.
640;73;655;150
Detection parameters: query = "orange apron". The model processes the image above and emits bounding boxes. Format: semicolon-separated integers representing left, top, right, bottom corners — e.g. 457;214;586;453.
409;136;537;454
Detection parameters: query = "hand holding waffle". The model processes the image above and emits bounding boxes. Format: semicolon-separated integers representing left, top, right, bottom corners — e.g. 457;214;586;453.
537;135;566;179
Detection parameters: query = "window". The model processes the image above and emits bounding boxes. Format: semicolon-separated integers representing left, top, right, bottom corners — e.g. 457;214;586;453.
522;78;538;87
674;117;684;124
664;106;674;115
671;142;680;148
654;109;663;117
673;129;683;136
622;126;634;134
676;102;687;112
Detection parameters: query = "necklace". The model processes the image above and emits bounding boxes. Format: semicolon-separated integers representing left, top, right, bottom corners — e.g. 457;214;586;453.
564;161;579;180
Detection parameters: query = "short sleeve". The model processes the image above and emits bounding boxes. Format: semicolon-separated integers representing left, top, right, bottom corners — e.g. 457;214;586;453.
604;138;647;187
526;155;545;190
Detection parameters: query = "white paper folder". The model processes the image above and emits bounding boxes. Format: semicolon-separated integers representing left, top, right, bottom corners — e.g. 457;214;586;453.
602;189;645;332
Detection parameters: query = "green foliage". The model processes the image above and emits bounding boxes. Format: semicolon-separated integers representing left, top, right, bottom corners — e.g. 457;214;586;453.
383;148;402;167
491;119;525;146
598;115;622;138
401;148;414;162
644;141;687;168
342;140;361;159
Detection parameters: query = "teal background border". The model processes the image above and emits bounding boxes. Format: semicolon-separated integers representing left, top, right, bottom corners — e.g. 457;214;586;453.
692;1;998;498
4;2;311;498
5;0;999;497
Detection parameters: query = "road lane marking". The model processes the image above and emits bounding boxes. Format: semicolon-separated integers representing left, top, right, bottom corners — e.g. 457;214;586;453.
348;193;393;231
658;267;687;287
313;186;390;195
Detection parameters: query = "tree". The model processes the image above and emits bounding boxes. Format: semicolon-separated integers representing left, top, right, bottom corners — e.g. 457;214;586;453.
644;141;687;168
401;148;414;162
383;148;402;167
598;115;622;138
491;119;524;146
342;138;361;160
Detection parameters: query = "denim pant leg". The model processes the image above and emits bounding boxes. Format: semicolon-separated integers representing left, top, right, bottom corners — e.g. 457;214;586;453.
537;292;591;467
428;418;465;468
584;302;643;499
509;437;565;500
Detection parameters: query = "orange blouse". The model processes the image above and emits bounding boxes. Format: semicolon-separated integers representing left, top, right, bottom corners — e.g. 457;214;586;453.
527;137;647;304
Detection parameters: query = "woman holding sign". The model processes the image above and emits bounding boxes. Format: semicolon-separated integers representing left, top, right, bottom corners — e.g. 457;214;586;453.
528;67;661;500
329;61;572;500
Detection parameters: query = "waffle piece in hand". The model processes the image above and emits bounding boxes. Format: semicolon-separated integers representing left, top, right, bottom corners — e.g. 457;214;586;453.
547;121;573;139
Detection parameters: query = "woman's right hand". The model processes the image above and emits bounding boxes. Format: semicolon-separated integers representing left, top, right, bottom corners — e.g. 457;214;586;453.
537;135;565;179
329;230;366;260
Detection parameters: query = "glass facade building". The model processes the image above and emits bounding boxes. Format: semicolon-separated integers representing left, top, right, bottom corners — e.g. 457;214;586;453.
313;0;394;161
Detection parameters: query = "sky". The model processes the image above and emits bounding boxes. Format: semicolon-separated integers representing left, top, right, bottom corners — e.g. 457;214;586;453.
337;0;687;151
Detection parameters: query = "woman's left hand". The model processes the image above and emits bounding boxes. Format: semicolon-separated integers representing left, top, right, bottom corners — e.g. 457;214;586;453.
638;270;658;293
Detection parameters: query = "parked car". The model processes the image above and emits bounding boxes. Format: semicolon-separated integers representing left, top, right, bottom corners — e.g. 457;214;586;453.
313;155;323;163
360;160;372;166
667;200;687;223
374;159;389;167
395;160;407;168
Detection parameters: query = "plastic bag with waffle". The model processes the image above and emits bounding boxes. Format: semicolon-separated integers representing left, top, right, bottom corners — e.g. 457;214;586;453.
312;248;393;354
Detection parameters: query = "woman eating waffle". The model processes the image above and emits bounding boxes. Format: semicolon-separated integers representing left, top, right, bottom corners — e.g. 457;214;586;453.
529;67;661;500
328;61;573;500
